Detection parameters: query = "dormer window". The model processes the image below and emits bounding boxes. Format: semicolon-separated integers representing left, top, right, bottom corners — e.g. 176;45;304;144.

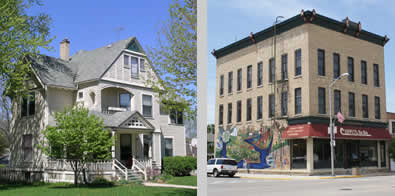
140;58;145;72
131;57;139;78
124;55;129;67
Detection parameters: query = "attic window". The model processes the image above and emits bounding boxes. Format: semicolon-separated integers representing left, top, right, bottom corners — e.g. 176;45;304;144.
127;41;141;53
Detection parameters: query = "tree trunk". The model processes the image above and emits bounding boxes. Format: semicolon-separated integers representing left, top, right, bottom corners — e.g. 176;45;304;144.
83;168;88;184
71;160;79;185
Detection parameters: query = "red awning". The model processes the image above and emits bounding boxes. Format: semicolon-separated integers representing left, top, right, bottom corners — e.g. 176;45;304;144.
282;123;391;140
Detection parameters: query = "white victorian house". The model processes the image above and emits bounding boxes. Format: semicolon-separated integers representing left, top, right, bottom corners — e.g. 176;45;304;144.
7;37;186;182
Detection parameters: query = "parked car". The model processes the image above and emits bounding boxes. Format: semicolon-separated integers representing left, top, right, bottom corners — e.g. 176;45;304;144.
207;158;238;177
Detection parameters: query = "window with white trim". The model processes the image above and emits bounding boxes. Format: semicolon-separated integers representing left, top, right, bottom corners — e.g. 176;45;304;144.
164;138;173;157
140;58;145;72
142;95;152;117
131;57;139;78
21;92;35;117
23;134;33;161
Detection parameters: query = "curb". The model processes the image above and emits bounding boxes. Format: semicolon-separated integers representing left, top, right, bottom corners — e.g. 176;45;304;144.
239;175;364;180
143;182;197;189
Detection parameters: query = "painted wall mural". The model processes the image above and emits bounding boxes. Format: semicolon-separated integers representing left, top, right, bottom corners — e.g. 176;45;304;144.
215;121;290;170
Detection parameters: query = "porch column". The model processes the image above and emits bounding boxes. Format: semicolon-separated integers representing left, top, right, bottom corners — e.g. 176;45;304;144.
111;130;116;159
306;138;314;173
377;141;381;169
139;133;144;159
132;134;137;159
152;129;162;167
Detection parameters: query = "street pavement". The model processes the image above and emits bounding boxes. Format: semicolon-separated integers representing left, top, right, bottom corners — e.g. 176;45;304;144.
207;175;395;196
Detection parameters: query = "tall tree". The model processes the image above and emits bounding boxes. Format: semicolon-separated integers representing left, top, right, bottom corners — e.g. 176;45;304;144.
0;0;53;97
40;106;113;185
146;0;197;119
0;0;53;150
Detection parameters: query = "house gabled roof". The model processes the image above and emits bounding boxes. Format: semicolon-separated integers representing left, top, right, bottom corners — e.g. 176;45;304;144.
69;37;142;83
29;37;146;87
29;55;76;89
89;110;155;130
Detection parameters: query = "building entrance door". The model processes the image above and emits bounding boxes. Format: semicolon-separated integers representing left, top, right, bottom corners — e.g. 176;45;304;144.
120;134;132;166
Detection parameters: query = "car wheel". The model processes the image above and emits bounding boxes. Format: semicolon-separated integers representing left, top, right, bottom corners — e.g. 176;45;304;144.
229;173;235;177
213;169;219;177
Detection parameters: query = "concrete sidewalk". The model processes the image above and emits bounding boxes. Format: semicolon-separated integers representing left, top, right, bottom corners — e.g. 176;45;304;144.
236;173;365;180
144;182;197;189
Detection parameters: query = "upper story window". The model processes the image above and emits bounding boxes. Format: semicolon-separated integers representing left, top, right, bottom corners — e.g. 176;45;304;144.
317;49;325;76
333;53;340;79
247;65;252;89
246;98;252;121
347;57;354;82
295;88;302;114
281;91;288;116
334;90;341;115
119;93;131;109
219;75;224;95
373;64;379;87
257;96;263;120
131;57;139;78
375;96;380;119
227;103;232;124
257;62;263;86
23;134;33;161
140;58;145;72
295;49;302;76
142;95;152;117
237;68;242;91
170;109;183;125
281;54;288;80
124;55;130;67
362;95;369;118
269;58;275;83
349;92;355;117
21;92;35;117
236;100;242;122
228;71;233;94
219;104;223;125
361;60;367;84
269;94;275;117
318;87;326;114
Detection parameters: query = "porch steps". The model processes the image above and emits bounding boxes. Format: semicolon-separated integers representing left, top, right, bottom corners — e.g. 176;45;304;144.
127;170;143;183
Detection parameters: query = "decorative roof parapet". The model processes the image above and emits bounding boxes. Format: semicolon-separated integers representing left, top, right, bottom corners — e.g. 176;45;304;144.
212;10;389;59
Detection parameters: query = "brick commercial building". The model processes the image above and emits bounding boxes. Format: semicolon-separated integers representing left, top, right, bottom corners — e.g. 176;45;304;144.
212;10;391;175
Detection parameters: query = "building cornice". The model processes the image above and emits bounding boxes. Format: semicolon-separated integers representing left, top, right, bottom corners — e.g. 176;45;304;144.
212;10;389;59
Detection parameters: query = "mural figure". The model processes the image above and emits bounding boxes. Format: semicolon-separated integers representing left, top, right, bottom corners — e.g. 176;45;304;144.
243;133;273;169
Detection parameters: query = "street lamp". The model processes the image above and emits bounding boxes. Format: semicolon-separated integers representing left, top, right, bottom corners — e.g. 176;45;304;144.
328;72;349;176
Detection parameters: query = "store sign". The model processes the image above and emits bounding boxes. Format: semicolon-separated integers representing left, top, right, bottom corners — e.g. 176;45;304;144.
339;128;372;137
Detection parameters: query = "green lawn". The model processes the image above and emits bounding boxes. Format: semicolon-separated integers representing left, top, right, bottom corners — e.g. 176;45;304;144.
166;176;197;186
0;182;196;196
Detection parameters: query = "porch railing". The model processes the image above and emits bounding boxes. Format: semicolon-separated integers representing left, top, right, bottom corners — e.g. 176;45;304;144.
46;159;113;171
113;159;128;180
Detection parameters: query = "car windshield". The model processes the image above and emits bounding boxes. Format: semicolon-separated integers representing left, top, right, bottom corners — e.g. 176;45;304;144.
223;160;237;165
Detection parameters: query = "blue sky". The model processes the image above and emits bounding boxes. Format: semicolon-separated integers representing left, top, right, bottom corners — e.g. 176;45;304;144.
207;0;395;124
29;0;172;57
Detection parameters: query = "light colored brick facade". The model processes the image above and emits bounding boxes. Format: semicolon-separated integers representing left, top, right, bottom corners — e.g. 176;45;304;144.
213;10;391;175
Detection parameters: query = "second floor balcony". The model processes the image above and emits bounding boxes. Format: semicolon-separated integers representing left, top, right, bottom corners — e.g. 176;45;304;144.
101;87;132;114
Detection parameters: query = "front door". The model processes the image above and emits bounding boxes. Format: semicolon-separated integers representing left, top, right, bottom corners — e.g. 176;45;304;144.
120;134;132;164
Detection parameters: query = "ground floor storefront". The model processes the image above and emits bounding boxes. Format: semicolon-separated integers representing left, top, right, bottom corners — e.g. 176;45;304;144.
215;119;392;175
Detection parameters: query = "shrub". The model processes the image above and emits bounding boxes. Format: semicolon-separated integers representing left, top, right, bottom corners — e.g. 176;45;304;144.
162;156;197;176
90;177;114;187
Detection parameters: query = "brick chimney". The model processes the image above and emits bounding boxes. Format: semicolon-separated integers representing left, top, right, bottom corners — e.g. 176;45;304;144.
60;38;70;60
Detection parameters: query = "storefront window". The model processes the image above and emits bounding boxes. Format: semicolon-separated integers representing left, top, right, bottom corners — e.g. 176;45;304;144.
359;140;377;167
291;139;306;169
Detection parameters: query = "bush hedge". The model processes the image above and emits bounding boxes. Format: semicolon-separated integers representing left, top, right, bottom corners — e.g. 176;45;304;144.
162;156;197;176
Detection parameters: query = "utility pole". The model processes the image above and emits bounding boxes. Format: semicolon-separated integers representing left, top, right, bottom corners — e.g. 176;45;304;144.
328;72;349;176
